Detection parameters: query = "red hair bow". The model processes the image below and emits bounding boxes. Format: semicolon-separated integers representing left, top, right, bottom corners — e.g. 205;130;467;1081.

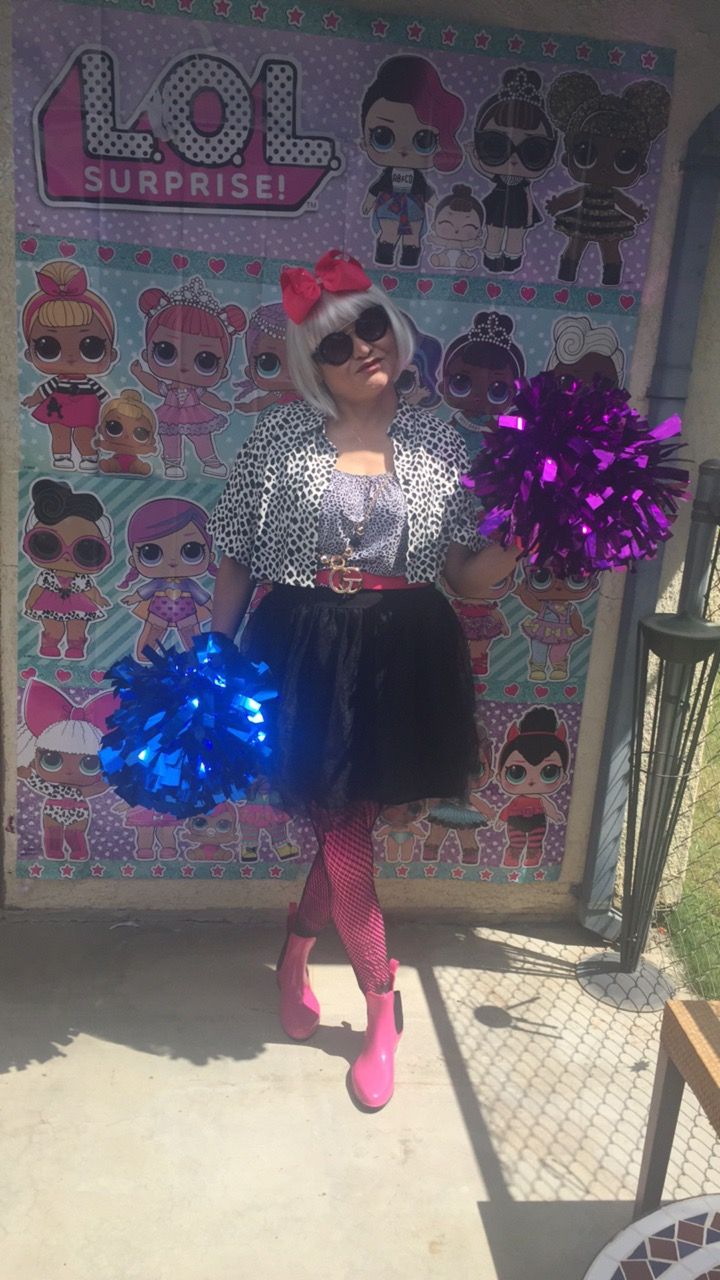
35;267;90;298
280;249;372;324
23;679;117;738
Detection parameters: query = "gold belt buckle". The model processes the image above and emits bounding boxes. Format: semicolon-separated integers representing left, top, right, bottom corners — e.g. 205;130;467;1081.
323;555;363;595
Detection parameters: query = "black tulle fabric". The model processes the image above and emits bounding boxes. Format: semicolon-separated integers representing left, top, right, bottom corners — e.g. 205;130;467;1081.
241;584;479;811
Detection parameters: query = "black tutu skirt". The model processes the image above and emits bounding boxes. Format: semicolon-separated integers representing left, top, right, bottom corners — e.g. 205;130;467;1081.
241;584;479;811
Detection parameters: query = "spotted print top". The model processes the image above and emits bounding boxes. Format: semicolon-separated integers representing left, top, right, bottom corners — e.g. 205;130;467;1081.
317;471;408;575
208;399;483;586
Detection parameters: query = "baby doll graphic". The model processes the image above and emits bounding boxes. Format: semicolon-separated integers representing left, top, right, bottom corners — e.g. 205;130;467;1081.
235;782;299;862
514;565;598;682
360;55;464;268
424;726;496;865
545;73;671;285
440;312;525;461
233;304;300;416
95;389;158;476
395;313;443;409
113;799;180;861
132;276;245;479
375;801;430;863
427;184;485;271
21;261;118;472
466;67;557;274
495;708;568;868
445;571;514;678
118;498;215;662
22;478;112;661
179;803;239;862
17;679;116;861
546;315;625;389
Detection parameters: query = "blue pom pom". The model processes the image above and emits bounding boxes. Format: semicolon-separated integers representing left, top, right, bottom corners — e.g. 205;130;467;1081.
99;633;277;817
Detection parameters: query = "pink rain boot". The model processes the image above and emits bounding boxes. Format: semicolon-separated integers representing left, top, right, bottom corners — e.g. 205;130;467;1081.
276;902;320;1040
350;959;403;1110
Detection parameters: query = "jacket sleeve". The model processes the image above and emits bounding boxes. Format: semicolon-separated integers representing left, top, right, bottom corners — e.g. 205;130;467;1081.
207;415;271;565
441;430;486;553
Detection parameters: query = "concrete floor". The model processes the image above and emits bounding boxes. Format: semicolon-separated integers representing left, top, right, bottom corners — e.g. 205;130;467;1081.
1;915;719;1280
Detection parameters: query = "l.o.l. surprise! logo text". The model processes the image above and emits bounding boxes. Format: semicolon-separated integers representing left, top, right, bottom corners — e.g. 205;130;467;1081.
33;47;343;215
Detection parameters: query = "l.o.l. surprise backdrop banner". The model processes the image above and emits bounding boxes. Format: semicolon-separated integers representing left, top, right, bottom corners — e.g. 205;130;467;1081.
12;0;674;885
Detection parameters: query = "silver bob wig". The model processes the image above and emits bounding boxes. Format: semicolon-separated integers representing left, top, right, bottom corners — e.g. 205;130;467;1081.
285;284;415;418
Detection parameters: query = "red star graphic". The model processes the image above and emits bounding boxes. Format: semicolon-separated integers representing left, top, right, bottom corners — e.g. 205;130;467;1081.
423;864;437;877
60;864;74;878
250;0;268;16
121;863;135;877
29;863;43;877
177;0;194;10
322;10;340;29
406;21;423;40
608;46;625;65
507;34;524;53
371;17;389;37
480;868;493;880
151;864;166;877
641;50;658;70
269;865;283;877
441;26;457;46
576;42;591;60
474;31;491;50
91;864;105;877
287;5;304;24
214;0;231;12
395;864;409;877
507;870;520;881
542;38;559;57
534;869;546;880
181;865;195;877
211;864;225;877
450;866;465;879
241;865;254;877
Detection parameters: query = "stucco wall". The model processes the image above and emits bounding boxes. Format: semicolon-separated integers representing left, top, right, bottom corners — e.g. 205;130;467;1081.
1;0;718;916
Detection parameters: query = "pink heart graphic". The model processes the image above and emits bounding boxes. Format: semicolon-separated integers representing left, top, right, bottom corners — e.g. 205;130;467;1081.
90;670;105;683
135;249;152;266
172;253;189;270
452;279;468;296
554;288;569;303
98;246;115;263
20;237;38;255
534;685;549;698
564;685;578;698
417;279;433;294
475;681;487;694
486;283;502;300
619;294;635;311
587;291;602;308
381;275;398;291
208;257;226;275
244;260;262;277
59;241;76;258
504;683;519;697
520;286;536;303
20;667;37;680
55;669;72;683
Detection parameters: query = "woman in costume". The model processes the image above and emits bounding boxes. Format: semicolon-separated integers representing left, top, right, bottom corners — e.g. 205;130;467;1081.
208;249;520;1109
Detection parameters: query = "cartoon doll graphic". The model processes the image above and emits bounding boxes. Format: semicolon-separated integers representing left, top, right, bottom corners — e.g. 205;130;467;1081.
95;389;158;476
233;304;300;416
23;479;112;660
423;725;496;865
375;801;430;863
466;67;557;274
113;799;180;861
131;276;246;479
235;783;299;862
440;312;525;460
395;313;443;408
21;262;118;471
514;565;598;682
360;55;464;268
546;315;625;389
495;708;568;868
17;679;116;861
545;73;671;285
179;802;239;862
445;570;514;678
427;184;485;271
118;498;215;662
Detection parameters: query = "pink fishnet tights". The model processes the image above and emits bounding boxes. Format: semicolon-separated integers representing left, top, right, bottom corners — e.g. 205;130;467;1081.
294;800;391;994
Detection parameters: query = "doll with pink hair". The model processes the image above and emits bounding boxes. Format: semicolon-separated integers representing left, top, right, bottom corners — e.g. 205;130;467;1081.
131;276;245;480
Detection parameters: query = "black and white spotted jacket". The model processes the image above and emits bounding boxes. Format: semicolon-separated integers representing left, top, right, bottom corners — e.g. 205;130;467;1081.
208;399;483;586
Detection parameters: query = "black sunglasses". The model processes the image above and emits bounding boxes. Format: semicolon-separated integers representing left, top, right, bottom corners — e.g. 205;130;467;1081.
313;305;390;366
473;130;556;172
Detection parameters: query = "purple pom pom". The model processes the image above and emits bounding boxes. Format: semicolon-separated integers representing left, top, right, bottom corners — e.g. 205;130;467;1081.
462;373;689;576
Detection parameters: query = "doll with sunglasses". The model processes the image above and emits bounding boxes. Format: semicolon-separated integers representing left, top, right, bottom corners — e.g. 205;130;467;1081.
545;73;671;286
466;67;557;274
21;262;118;472
23;479;112;661
360;55;464;268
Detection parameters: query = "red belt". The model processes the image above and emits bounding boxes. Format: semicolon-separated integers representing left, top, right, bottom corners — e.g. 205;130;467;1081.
315;566;427;595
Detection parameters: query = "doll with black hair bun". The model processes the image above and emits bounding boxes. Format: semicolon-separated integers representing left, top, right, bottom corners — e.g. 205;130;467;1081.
440;311;525;458
495;707;569;869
